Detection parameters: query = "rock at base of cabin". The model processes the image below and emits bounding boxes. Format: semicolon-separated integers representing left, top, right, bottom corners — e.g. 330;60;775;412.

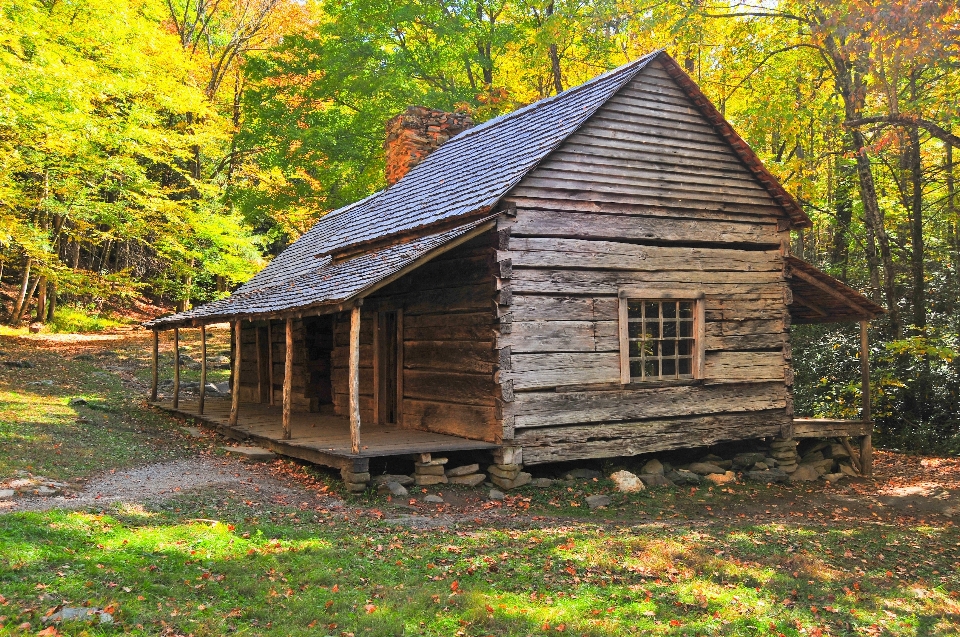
378;481;409;497
424;495;444;504
770;438;798;450
531;478;554;488
687;462;726;476
488;489;505;500
222;445;276;461
801;450;825;464
43;607;113;624
490;472;531;490
788;465;820;482
418;454;448;466
640;459;664;475
610;470;645;493
487;463;521;477
752;462;768;471
563;468;601;480
733;452;767;468
372;474;415;486
666;469;701;485
341;470;371;484
446;463;480;477
804;458;835;475
825;443;850;459
838;463;859;477
415;464;445;476
744;468;789;483
704;471;736;485
414;474;448;486
640;474;674;488
821;473;845;483
494;447;522;466
764;457;779;467
585;494;612;509
448;473;486;487
344;481;368;493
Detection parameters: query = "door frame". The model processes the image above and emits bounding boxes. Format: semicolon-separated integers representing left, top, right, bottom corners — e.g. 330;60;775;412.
372;308;403;425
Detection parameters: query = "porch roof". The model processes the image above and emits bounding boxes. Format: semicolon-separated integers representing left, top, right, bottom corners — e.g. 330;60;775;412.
786;256;886;324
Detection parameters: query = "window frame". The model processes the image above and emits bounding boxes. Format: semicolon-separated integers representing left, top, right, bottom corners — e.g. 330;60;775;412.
618;288;705;385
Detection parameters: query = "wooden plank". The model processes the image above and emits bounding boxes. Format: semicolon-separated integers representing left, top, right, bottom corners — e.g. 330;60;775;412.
496;320;619;353
618;297;629;384
173;328;180;409
402;399;499;442
506;352;620;390
704;333;786;351
150;330;158;401
403;311;494;341
511;209;780;245
349;304;361;454
792;419;871;438
507;295;619;322
703;350;785;381
282;318;293;440
510;381;787;428
267;321;275;406
404;340;497;373
199;325;206;415
519;410;791;465
510;268;784;296
503;239;782;272
229;320;241;427
704;318;785;337
403;370;495;405
396;308;404;427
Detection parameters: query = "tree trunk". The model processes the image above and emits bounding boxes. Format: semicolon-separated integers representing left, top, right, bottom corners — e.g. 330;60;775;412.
830;150;855;277
46;281;56;322
908;126;924;330
35;275;46;322
14;276;40;325
545;2;562;95
11;257;32;323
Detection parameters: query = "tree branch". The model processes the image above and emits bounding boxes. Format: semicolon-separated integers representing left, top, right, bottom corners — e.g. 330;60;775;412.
844;114;960;147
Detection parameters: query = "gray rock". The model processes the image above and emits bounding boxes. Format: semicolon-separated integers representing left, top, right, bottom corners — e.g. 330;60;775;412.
733;452;767;468
423;495;444;504
825;443;850;459
28;322;43;333
27;379;54;386
563;468;601;480
3;360;34;368
448;473;486;487
379;481;409;497
764;457;779;467
687;462;726;475
373;474;415;486
801;450;825;464
821;473;845;483
446;463;480;477
745;468;789;483
214;381;231;394
0;489;14;499
640;459;664;475
585;494;612;509
43;607;112;624
789;464;820;482
490;472;531;490
804;458;835;475
204;382;223;394
73;354;96;361
488;489;505;501
221;445;275;461
35;486;59;496
531;478;554;488
209;355;231;369
838;463;859;477
180;427;205;438
638;473;674;488
752;461;768;471
666;469;701;485
68;397;88;406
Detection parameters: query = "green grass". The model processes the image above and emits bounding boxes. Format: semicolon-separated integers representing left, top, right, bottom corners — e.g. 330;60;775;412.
47;306;129;334
1;333;960;635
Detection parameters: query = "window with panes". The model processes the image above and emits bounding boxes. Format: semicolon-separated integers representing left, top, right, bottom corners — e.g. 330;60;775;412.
626;299;697;381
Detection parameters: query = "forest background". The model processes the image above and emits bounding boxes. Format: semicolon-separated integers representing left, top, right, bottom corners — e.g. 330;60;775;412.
0;0;957;450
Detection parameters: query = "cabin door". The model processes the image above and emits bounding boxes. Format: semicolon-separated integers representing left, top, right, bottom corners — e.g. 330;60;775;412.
376;310;403;425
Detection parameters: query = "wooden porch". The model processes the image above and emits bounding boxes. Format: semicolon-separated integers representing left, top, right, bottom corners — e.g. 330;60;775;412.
152;395;498;473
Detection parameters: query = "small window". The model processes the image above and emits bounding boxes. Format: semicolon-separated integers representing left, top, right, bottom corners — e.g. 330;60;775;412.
619;292;703;384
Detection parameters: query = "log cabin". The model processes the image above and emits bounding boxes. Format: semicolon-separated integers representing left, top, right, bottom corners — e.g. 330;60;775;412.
145;49;884;490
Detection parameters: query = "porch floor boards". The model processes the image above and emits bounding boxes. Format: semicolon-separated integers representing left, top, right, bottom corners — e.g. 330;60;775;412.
152;395;498;471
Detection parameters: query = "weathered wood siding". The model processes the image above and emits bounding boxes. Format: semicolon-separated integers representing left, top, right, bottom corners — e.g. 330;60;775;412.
236;319;323;411
498;58;794;464
331;235;501;442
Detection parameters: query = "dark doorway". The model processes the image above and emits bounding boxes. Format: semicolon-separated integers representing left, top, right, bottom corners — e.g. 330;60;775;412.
377;310;402;425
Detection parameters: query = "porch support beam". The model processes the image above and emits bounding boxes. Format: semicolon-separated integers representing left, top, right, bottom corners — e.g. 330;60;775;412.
860;320;873;476
268;320;275;405
199;325;207;415
229;319;241;427
349;301;362;454
172;328;180;409
150;330;158;401
282;317;293;440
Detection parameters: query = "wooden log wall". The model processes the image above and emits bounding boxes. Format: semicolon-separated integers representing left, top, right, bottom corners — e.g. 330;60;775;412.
499;57;795;464
236;319;326;411
330;234;501;442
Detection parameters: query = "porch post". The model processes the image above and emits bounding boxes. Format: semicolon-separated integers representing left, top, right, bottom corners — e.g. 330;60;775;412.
282;317;293;440
349;301;362;454
860;320;873;476
172;327;180;409
199;324;207;415
229;319;241;427
268;320;275;406
150;329;158;401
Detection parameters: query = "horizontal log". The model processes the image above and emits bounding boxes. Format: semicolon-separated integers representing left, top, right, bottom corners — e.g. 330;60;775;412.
497;320;619;353
704;350;785;381
510;380;787;428
404;370;496;405
518;410;791;465
792;418;871;438
510;268;784;296
402;399;499;442
403;311;495;342
404;340;497;373
704;318;785;337
507;295;619;322
511;209;780;245
704;332;786;351
506;352;620;390
503;239;782;272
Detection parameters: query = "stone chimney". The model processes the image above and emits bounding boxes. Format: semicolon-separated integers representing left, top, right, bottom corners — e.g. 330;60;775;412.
384;106;474;186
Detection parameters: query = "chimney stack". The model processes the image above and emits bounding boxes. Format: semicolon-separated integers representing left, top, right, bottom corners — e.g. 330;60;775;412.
384;106;474;186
